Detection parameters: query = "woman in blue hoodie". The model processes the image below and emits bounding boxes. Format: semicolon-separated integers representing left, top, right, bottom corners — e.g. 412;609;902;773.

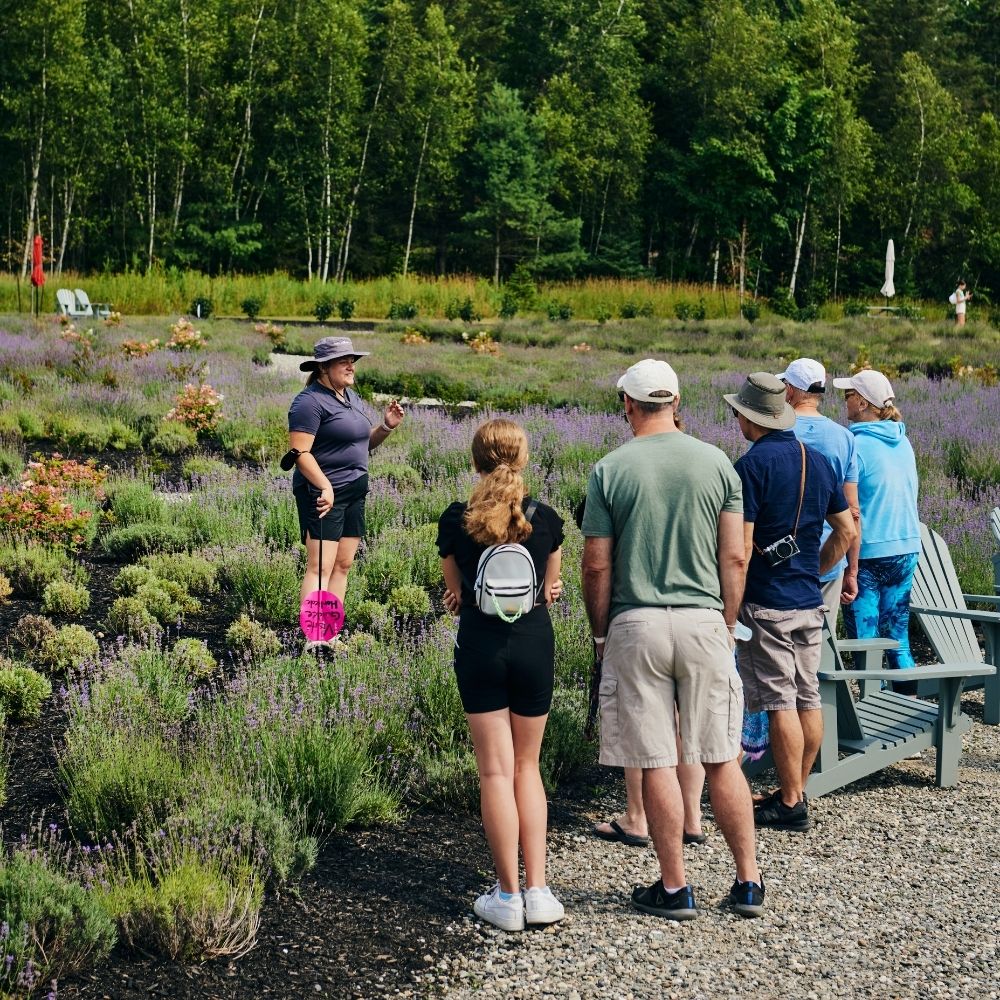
832;370;920;692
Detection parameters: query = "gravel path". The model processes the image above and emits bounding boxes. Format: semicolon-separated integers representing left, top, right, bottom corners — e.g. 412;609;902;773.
424;691;999;1000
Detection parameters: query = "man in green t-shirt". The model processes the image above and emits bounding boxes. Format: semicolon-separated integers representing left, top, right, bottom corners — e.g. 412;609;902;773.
581;358;763;921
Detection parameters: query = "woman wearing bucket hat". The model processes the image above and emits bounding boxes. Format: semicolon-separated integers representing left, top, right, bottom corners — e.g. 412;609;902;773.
832;370;920;693
287;337;404;631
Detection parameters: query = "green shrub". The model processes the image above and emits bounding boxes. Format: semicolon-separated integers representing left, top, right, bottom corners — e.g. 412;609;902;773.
106;480;167;526
0;664;52;721
132;579;201;624
0;837;117;992
498;292;518;319
179;455;234;484
387;299;418;320
150;421;198;454
843;300;868;318
314;293;335;322
106;596;164;640
9;613;57;656
0;542;78;596
337;297;356;320
539;689;595;792
416;747;480;810
113;564;159;595
388;584;431;618
225;614;282;661
546;300;573;321
61;724;185;836
37;624;101;673
41;578;91;617
102;522;190;559
353;599;391;634
141;552;218;595
190;295;213;319
170;638;218;681
241;296;263;320
620;300;640;319
217;544;299;623
0;444;24;478
741;300;761;323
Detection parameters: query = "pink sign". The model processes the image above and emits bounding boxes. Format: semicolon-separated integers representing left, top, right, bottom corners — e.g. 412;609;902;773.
299;589;345;642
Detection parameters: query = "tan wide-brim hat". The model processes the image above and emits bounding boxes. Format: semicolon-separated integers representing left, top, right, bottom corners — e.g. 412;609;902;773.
723;372;796;430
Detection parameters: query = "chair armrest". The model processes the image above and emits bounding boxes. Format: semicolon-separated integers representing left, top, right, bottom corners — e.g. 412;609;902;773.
818;664;995;682
835;638;900;653
962;593;1000;605
910;605;1000;625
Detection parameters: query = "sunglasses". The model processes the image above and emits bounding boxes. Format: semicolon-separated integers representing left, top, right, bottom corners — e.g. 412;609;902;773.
617;389;626;402
843;390;858;400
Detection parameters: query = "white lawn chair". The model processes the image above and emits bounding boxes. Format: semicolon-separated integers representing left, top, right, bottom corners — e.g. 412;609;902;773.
56;288;89;318
74;288;111;318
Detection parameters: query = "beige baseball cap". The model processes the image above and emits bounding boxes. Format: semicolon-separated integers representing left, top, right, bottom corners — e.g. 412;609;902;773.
831;370;895;408
616;359;679;402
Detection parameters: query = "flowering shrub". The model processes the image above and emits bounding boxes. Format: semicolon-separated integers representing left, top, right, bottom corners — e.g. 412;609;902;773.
0;827;117;995
572;342;592;352
104;310;123;326
400;329;430;345
10;614;56;656
24;453;108;498
167;318;206;351
464;330;501;356
165;383;223;434
0;481;96;548
253;322;286;349
225;614;281;662
122;337;161;358
61;324;98;369
169;638;217;681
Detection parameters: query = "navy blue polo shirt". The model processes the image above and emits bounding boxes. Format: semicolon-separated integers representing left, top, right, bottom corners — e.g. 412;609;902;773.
287;383;372;489
734;429;848;610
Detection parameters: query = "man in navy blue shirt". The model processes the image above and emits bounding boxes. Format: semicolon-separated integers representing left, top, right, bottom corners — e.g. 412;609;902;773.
724;373;855;832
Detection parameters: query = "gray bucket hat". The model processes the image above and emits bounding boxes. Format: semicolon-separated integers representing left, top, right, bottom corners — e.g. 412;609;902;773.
723;372;796;430
299;336;370;372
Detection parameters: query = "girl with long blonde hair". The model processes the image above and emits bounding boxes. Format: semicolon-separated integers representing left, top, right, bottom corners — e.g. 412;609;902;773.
436;419;565;932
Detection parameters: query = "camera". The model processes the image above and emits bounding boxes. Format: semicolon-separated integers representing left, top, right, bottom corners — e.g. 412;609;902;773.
761;534;800;567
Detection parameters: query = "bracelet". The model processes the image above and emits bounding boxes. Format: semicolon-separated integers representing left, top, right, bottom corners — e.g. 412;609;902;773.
593;637;606;645
380;421;394;433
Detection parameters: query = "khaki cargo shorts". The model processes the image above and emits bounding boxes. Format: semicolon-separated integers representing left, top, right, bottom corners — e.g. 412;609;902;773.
737;603;825;713
599;607;743;768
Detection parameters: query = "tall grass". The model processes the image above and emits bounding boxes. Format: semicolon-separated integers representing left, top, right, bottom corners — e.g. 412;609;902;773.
0;270;962;322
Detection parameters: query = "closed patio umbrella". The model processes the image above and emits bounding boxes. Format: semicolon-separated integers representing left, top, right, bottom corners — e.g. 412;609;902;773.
879;239;895;300
30;234;45;316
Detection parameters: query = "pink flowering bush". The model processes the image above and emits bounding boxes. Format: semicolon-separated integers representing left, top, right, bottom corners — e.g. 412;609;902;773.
167;318;206;351
0;482;96;548
165;383;223;434
121;338;161;358
24;454;108;498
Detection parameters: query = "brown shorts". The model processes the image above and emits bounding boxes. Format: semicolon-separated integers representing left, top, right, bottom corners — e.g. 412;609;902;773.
599;607;743;768
737;603;825;713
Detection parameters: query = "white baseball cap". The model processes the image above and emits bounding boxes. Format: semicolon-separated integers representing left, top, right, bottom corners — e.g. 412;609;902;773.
617;359;679;402
831;369;895;408
776;357;826;393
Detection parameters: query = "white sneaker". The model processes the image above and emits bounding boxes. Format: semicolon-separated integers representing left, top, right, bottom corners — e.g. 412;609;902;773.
524;886;565;925
473;882;525;932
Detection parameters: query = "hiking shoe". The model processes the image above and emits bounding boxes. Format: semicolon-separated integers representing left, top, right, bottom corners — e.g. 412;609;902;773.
524;886;565;925
631;880;697;921
473;883;525;932
754;796;811;832
726;878;766;918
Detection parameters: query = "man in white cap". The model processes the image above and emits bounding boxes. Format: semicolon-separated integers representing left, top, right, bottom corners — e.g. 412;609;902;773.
725;373;856;832
776;358;861;633
582;359;764;921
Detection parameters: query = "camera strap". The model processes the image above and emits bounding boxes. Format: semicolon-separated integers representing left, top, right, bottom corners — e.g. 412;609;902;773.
752;441;807;556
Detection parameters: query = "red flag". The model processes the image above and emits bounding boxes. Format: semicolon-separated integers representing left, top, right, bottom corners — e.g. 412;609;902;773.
31;235;45;288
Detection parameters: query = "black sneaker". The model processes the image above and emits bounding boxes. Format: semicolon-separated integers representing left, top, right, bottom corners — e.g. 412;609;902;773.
754;796;811;832
726;878;765;918
631;880;697;921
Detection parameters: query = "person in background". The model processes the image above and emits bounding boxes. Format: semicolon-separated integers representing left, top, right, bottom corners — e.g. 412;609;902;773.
287;337;404;643
832;369;921;694
951;280;972;327
437;419;565;933
583;359;764;921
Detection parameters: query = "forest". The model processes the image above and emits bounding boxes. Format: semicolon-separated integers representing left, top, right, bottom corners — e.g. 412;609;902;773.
2;0;1000;304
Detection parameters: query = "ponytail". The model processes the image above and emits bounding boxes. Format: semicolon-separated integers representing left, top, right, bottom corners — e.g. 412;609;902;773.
463;420;532;545
877;403;903;422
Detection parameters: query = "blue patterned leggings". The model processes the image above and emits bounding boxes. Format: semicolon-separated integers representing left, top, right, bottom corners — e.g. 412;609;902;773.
843;553;919;671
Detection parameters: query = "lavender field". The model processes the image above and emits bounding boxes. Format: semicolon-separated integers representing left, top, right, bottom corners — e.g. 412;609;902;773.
0;313;998;993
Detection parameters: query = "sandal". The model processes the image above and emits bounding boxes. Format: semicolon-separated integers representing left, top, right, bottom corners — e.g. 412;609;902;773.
593;819;649;847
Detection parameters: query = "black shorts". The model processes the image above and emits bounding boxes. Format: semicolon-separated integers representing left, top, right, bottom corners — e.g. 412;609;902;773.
295;473;368;544
454;610;554;717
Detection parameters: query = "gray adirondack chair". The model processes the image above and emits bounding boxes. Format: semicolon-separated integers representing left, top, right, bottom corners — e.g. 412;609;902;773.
911;522;1000;725
742;626;993;796
74;288;111;319
55;288;89;318
991;507;1000;594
